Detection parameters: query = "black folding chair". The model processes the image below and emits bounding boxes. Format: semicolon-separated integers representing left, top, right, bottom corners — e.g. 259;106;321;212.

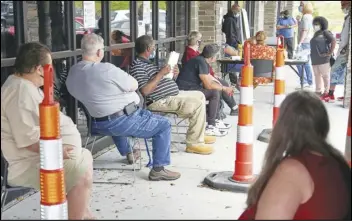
251;59;274;79
1;151;33;218
79;103;142;184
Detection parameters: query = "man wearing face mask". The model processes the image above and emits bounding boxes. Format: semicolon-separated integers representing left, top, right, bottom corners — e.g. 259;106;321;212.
276;10;297;59
66;33;181;181
130;35;216;155
324;0;351;103
222;4;242;50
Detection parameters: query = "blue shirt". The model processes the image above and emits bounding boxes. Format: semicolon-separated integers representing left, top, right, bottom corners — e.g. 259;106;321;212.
277;17;296;38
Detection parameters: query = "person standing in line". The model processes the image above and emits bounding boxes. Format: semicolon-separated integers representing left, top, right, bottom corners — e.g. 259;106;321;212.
276;10;297;59
325;0;351;103
222;4;242;50
276;11;285;37
296;1;314;90
310;16;336;100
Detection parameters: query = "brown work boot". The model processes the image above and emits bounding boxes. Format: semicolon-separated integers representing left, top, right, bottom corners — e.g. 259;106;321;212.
148;168;181;181
204;135;216;144
186;145;213;155
126;149;141;164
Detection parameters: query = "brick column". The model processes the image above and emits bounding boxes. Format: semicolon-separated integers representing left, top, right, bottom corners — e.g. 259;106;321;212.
198;1;228;73
343;26;351;109
190;1;199;31
263;1;278;37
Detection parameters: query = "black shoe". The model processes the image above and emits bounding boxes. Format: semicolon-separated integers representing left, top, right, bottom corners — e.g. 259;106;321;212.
230;107;238;116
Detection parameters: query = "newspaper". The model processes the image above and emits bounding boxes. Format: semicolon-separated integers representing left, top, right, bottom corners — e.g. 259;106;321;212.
164;51;180;79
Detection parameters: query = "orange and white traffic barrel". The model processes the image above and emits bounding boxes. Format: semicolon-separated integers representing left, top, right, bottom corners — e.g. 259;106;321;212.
273;35;286;126
345;98;351;167
232;41;253;182
39;64;68;219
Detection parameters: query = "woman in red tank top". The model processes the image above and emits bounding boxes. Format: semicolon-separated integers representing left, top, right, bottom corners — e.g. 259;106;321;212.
239;91;351;220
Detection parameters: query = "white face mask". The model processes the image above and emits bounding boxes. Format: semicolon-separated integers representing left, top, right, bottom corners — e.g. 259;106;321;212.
342;8;349;15
313;25;321;32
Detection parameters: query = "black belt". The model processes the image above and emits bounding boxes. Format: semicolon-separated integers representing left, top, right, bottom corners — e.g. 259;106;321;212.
146;100;154;106
92;103;138;122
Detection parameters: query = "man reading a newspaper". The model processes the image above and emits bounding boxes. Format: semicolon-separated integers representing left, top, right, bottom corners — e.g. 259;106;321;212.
130;35;215;155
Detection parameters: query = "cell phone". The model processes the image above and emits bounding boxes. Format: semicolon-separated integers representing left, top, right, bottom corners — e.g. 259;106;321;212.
124;102;138;116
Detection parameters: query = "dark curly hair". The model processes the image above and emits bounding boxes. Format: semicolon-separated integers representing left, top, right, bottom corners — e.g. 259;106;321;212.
313;16;329;31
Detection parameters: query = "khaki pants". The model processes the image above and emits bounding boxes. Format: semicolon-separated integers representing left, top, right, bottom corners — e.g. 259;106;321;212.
8;147;92;193
312;63;331;93
148;91;206;147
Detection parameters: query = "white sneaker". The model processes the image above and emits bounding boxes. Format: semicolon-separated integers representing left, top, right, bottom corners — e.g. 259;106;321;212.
215;119;231;129
205;125;228;137
295;84;309;90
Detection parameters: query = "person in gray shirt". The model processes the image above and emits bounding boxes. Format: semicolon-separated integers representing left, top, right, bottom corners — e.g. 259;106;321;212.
66;33;180;181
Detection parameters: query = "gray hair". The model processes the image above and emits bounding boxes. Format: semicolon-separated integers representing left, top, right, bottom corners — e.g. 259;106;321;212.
81;33;104;56
188;31;202;46
202;43;220;58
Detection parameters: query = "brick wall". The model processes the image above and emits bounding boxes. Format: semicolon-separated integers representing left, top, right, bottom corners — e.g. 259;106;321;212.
263;1;278;37
343;25;351;108
198;1;228;74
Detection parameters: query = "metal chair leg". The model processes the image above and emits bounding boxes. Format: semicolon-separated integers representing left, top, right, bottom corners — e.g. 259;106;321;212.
1;190;8;218
129;139;136;185
90;137;97;153
84;136;90;149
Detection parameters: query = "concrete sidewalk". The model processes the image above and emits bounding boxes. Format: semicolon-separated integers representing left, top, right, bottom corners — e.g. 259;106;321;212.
2;66;349;220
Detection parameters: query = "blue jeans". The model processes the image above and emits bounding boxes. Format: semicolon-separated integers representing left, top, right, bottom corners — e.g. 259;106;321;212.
91;108;171;167
296;43;313;85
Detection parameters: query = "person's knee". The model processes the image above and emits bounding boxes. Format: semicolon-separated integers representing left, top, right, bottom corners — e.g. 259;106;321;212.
77;150;93;189
159;117;172;132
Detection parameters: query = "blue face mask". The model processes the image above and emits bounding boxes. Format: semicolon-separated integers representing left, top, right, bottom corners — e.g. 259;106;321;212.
149;50;156;60
298;6;303;13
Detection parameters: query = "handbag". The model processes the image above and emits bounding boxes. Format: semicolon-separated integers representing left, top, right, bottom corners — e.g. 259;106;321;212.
330;55;336;67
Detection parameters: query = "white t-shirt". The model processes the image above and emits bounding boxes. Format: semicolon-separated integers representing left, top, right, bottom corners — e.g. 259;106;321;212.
298;14;314;44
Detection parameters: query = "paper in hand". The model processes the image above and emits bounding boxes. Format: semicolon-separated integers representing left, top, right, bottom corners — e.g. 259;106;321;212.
164;51;180;79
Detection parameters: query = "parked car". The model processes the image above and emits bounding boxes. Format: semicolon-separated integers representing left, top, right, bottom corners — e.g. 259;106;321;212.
110;9;166;31
111;19;166;39
111;10;130;22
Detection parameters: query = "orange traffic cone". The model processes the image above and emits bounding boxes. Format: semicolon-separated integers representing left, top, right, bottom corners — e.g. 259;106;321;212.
273;35;286;126
39;64;68;219
232;41;254;182
345;98;351;167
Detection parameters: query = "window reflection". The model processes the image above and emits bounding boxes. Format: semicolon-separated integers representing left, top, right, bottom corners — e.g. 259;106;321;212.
109;1;131;71
137;1;152;37
158;1;169;39
175;1;187;36
157;42;171;68
1;1;16;58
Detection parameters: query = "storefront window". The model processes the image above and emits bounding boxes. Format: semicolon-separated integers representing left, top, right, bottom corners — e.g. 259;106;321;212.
26;1;68;52
109;1;131;71
1;1;17;58
157;42;170;68
136;1;152;37
159;1;172;39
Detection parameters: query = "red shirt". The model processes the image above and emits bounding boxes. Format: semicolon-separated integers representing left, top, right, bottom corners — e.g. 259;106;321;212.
182;46;216;76
238;150;349;220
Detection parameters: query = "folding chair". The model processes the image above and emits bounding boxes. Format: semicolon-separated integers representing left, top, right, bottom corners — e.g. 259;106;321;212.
79;103;142;184
1;151;33;218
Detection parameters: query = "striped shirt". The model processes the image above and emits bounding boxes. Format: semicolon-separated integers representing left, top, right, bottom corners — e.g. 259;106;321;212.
130;57;179;102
